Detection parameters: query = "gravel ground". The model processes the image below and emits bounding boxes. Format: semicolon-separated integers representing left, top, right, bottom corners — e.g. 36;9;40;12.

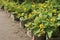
0;10;31;40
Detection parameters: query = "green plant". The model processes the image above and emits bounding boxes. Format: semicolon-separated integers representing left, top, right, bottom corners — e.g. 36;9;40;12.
20;0;60;38
0;0;60;38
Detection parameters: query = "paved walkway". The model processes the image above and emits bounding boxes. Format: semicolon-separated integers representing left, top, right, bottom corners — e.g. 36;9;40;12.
0;10;31;40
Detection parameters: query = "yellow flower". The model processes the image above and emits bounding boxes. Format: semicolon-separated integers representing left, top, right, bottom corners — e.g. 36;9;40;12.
10;2;14;6
29;14;32;17
18;13;20;16
23;7;26;12
50;18;55;22
39;3;44;7
32;10;38;14
52;9;56;13
23;5;27;12
32;4;35;8
39;3;44;9
24;16;27;19
39;24;44;29
17;6;20;9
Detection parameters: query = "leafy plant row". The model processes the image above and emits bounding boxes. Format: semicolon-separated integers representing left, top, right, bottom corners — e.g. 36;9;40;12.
0;0;60;38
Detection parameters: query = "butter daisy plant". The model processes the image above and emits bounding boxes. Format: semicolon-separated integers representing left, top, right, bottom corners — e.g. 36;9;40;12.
23;0;60;38
0;0;60;39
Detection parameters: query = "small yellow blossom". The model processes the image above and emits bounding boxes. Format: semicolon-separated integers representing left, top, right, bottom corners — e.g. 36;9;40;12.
29;14;32;17
52;9;56;13
39;24;44;29
24;16;27;19
39;3;44;8
50;18;55;22
32;10;38;14
23;7;26;12
38;3;44;9
32;4;35;8
10;2;14;6
23;5;27;12
18;13;20;16
17;6;20;9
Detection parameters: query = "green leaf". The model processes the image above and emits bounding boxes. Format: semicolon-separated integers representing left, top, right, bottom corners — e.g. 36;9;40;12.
56;21;60;26
34;17;40;25
33;27;40;35
47;31;53;38
30;26;36;30
48;12;52;17
57;14;60;20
